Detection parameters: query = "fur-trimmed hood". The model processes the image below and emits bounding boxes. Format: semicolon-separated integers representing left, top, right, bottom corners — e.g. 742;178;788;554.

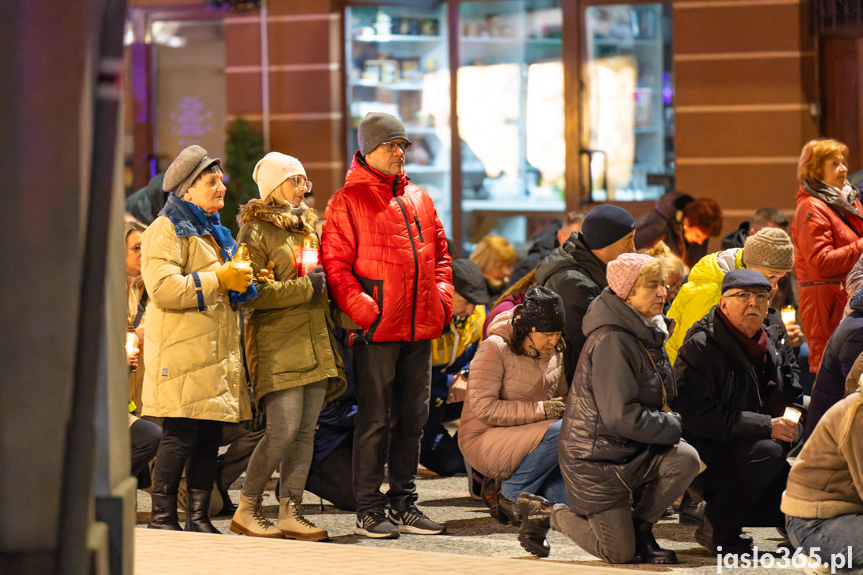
236;199;318;233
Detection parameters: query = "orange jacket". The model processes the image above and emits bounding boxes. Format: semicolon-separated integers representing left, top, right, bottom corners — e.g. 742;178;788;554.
322;152;453;343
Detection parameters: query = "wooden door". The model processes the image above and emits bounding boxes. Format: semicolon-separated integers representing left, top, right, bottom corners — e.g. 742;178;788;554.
822;37;863;172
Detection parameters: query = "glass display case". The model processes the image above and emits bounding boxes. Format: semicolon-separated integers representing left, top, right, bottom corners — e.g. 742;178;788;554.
583;3;673;201
457;0;565;249
346;4;452;235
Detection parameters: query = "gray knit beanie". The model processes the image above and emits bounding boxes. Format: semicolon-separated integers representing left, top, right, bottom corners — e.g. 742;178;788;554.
163;145;221;198
742;227;794;272
358;112;411;157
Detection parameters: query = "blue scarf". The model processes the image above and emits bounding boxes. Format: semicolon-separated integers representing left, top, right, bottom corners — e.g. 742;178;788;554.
181;199;258;303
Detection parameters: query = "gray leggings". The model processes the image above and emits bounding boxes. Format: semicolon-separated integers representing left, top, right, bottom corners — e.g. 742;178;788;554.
241;380;327;500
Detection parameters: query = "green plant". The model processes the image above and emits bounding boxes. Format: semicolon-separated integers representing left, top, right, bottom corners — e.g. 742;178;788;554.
221;118;264;235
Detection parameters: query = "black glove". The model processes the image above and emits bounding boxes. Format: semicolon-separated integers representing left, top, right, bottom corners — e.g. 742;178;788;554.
307;265;326;294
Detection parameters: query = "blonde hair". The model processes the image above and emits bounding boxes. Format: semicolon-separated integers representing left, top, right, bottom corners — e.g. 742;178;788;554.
648;241;687;278
492;268;537;310
797;139;849;184
469;235;516;274
124;220;147;243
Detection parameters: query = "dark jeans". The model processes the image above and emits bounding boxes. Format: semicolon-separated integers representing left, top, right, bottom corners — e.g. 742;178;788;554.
130;417;161;489
306;436;357;512
352;340;432;513
701;438;789;541
151;417;222;495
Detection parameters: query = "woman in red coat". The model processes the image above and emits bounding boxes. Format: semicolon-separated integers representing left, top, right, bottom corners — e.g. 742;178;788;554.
793;138;863;372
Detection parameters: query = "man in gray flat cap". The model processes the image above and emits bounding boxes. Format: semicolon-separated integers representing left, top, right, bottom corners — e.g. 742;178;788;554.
141;145;258;533
322;112;453;539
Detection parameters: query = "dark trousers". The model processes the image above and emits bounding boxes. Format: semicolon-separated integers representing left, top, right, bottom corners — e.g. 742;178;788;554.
306;436;357;512
701;438;789;541
352;340;432;513
151;417;222;494
419;402;465;477
217;422;265;493
130;417;161;489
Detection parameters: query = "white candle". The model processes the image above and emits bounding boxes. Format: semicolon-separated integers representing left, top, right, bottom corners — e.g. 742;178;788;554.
783;407;802;424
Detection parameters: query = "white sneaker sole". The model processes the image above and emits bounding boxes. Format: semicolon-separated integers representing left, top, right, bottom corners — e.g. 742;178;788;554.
394;524;446;535
353;526;400;539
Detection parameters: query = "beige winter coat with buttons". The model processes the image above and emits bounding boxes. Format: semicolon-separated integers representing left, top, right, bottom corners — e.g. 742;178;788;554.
458;310;568;480
140;214;251;422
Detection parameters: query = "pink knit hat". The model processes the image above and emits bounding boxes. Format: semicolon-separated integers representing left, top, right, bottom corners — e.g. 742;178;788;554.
607;253;657;298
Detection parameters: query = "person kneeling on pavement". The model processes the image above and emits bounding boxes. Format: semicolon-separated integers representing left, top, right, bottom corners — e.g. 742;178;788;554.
517;253;700;563
782;375;863;573
458;286;569;526
675;268;803;555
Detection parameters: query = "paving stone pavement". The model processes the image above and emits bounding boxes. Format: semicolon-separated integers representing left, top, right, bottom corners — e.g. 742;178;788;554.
135;474;809;574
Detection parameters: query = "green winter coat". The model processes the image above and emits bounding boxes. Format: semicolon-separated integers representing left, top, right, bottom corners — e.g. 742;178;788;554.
236;200;346;405
665;247;744;364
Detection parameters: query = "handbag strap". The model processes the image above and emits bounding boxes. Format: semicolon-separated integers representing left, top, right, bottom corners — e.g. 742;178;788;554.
133;290;148;329
638;340;671;412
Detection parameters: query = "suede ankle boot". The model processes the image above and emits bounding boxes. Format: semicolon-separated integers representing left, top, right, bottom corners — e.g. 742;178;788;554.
514;493;553;558
278;498;328;541
230;494;284;538
185;488;221;534
633;516;677;564
148;493;182;531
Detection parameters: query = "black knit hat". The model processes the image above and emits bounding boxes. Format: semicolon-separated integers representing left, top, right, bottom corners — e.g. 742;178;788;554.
721;268;772;294
582;205;635;250
516;286;565;333
452;258;490;305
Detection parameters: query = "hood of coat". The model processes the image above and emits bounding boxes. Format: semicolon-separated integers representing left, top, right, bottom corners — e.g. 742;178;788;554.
686;247;741;285
582;288;666;349
344;150;409;197
236;198;318;233
534;231;606;286
526;220;563;257
850;287;863;314
487;308;514;340
655;191;694;224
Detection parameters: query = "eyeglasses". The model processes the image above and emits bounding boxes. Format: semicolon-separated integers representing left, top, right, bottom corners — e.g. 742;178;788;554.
724;291;771;304
287;175;313;193
381;141;411;153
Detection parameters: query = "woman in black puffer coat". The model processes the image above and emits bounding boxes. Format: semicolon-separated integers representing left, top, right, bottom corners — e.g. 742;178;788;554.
515;253;700;565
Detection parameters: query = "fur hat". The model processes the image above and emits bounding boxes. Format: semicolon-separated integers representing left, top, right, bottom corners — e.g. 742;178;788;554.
515;286;565;333
163;145;221;198
253;152;306;202
607;253;657;298
358;112;411;157
582;205;635;250
742;227;794;272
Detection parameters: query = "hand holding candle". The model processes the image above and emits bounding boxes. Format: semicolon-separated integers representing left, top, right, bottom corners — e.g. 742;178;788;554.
781;306;796;326
126;331;140;372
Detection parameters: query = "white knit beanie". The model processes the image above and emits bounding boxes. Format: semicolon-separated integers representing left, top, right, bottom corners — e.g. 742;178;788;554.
253;152;306;202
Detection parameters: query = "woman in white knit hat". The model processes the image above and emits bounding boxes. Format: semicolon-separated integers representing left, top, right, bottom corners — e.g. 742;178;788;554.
230;152;346;540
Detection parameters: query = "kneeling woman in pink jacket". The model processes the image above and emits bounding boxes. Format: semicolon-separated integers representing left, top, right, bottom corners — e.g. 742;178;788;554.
459;286;569;523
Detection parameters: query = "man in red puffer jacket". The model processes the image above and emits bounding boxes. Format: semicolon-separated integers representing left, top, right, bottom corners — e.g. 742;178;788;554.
322;112;453;539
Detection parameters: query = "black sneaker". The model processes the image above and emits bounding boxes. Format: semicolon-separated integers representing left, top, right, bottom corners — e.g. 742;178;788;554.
354;510;400;539
388;505;446;535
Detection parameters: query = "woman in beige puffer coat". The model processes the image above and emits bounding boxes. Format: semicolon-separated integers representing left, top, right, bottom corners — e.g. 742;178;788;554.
229;152;346;542
459;286;569;521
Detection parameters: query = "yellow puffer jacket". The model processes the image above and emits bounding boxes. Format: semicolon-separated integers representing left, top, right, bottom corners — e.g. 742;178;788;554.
666;247;744;364
140;212;251;423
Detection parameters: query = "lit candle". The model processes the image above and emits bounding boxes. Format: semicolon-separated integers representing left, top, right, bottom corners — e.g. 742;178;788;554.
300;234;320;277
233;243;252;269
783;407;802;424
781;306;796;326
125;332;139;357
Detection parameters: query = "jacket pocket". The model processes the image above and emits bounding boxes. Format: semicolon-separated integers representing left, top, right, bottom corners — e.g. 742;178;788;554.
257;312;318;373
356;274;384;342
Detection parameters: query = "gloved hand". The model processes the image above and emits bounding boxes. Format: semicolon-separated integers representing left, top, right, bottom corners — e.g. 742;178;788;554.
216;261;254;292
257;261;275;284
543;397;565;420
307;265;326;294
